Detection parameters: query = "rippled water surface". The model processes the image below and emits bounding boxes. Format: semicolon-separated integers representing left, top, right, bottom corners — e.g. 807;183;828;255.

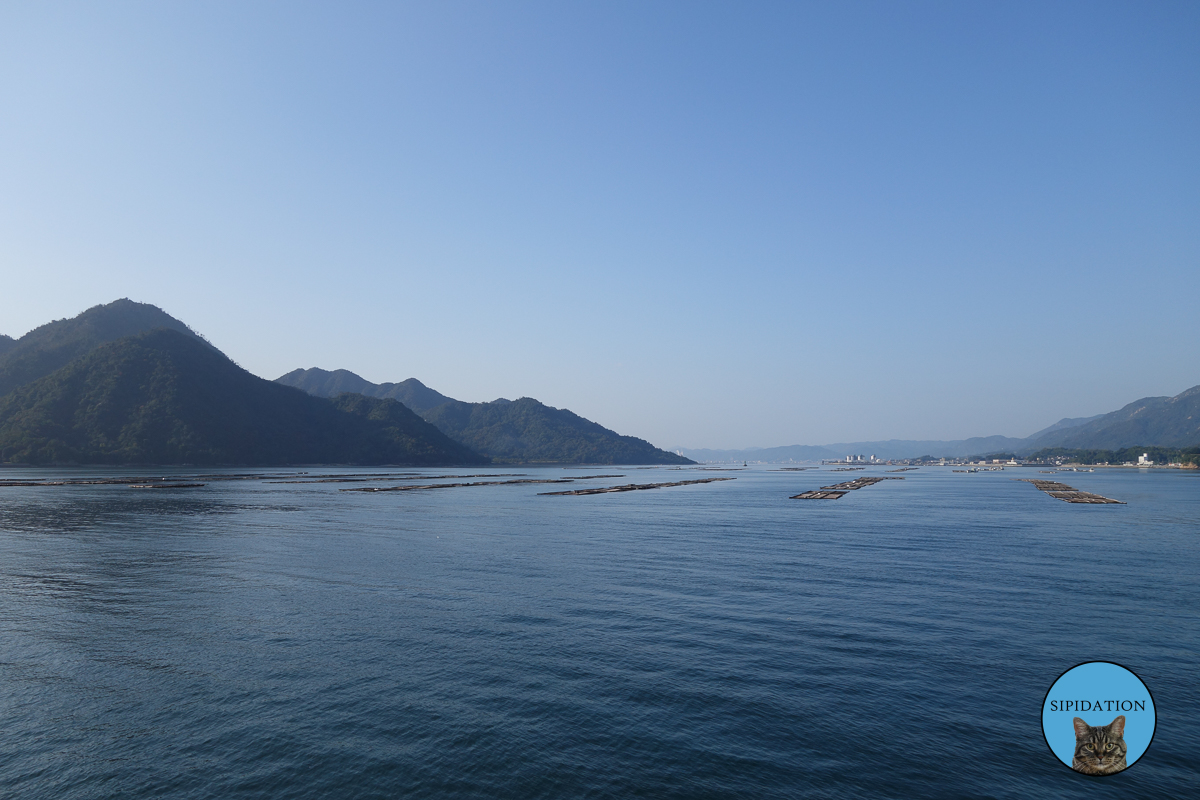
1;465;1197;799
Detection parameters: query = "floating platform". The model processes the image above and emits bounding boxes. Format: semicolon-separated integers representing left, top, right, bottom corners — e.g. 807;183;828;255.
791;476;904;499
539;477;735;496
271;473;524;484
129;483;206;489
791;490;848;500
1017;479;1124;504
344;478;575;493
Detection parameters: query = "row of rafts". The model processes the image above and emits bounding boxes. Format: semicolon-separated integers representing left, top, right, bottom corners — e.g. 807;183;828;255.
0;472;1126;503
0;472;729;496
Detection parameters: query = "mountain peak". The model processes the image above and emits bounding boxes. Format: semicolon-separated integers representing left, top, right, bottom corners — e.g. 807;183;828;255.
276;369;454;414
0;299;202;399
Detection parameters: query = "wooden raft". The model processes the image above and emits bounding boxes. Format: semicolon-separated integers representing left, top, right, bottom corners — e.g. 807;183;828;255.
791;475;904;500
1017;479;1125;505
345;478;575;492
540;477;735;496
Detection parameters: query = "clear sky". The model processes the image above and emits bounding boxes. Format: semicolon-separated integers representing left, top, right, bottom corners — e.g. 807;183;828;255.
1;2;1197;450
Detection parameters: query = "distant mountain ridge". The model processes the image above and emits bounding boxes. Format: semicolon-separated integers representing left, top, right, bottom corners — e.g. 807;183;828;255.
277;369;453;414
1028;386;1200;449
1026;413;1107;439
677;436;1031;463
6;301;1192;465
277;367;691;465
678;444;842;463
676;385;1200;462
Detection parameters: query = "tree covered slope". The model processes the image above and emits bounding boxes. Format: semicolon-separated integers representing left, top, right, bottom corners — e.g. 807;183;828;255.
0;329;487;466
422;397;692;465
0;299;204;398
1028;385;1200;450
277;368;453;413
277;368;691;464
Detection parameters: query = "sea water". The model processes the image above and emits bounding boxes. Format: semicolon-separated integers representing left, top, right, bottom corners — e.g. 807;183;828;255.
1;465;1196;799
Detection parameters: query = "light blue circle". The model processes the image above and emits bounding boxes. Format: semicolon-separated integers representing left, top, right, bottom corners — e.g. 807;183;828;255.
1042;662;1155;769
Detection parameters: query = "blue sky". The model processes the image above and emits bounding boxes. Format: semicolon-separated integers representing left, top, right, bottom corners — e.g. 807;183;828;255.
1;2;1197;449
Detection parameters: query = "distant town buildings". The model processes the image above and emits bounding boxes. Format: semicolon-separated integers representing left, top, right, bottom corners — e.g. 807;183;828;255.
1138;453;1153;465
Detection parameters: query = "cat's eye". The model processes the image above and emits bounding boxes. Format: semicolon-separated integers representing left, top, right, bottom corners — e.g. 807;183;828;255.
1082;745;1091;752
1105;744;1114;751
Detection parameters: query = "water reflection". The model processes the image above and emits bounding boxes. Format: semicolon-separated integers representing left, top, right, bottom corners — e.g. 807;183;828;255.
0;493;299;533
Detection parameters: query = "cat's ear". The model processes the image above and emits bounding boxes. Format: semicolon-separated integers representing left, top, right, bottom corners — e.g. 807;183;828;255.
1108;715;1125;737
1073;718;1090;739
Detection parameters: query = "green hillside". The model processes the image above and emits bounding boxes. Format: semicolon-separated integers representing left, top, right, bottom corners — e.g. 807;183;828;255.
0;299;203;398
276;368;691;465
0;329;487;466
277;368;453;413
1028;385;1200;450
423;397;691;464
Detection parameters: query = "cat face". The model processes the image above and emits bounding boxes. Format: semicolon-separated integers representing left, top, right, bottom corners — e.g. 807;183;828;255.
1071;715;1128;775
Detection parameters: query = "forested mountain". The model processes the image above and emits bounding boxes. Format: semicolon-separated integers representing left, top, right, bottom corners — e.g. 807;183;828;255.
276;368;692;465
0;299;203;398
1027;385;1200;450
278;368;452;413
13;301;1190;466
421;397;691;464
0;329;486;466
1;300;685;465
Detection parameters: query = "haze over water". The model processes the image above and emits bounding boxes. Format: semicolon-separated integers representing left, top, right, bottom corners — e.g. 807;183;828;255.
1;466;1195;798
